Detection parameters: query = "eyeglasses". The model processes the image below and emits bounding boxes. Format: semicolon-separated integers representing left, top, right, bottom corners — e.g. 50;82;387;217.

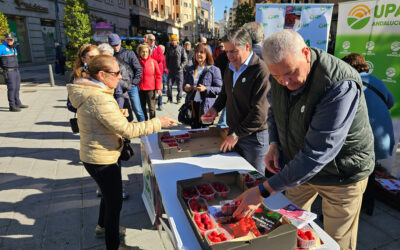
103;70;121;77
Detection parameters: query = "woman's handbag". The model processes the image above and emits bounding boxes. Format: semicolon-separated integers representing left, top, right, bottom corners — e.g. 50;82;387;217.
120;139;134;161
178;66;210;126
69;113;79;133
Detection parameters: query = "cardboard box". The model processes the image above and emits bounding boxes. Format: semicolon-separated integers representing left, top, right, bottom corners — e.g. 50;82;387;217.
177;172;297;250
158;127;228;160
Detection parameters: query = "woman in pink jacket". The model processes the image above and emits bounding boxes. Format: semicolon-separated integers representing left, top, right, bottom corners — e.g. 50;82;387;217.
137;43;162;120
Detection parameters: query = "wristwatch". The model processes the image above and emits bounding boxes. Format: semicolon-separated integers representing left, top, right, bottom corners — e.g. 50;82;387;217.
258;183;270;198
230;132;238;140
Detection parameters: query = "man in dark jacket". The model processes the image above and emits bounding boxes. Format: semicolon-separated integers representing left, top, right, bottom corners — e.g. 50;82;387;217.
108;33;145;122
233;30;374;250
244;22;264;60
165;34;187;104
204;28;270;174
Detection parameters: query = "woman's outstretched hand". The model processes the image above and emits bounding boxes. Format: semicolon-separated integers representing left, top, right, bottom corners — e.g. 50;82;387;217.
159;115;178;128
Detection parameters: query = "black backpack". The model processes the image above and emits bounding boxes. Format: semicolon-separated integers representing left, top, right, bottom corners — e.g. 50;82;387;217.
178;66;210;126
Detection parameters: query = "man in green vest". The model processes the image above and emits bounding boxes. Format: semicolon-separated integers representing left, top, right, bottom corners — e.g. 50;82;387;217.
233;30;374;250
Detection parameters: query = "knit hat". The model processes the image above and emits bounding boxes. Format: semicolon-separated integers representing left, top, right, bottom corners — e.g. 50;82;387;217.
108;33;121;46
170;34;178;41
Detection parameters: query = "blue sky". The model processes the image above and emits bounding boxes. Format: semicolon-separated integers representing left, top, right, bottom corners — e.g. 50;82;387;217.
214;0;233;22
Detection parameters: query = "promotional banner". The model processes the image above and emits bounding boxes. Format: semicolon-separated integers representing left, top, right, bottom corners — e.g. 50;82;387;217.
255;4;334;51
335;0;400;118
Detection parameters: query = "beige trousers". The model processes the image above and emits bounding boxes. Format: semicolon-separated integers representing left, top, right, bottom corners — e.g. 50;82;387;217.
285;178;368;250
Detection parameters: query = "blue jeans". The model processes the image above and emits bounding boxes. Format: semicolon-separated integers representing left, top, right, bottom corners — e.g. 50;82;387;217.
128;85;145;122
158;73;168;107
216;108;227;128
235;130;269;175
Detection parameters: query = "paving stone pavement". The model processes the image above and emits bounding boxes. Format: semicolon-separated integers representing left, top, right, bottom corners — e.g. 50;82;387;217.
0;64;400;250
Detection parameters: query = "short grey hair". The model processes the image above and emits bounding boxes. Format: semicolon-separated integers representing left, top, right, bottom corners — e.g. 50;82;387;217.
243;22;264;44
159;44;165;53
200;37;207;43
98;43;114;56
184;41;191;45
148;34;155;40
222;28;252;51
262;30;306;64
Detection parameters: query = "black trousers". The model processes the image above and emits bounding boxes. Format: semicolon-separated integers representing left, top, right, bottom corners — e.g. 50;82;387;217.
191;101;208;129
5;70;21;108
139;90;156;120
167;71;183;102
83;162;122;250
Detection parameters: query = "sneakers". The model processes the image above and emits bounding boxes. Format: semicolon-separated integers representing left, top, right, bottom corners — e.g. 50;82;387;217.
95;225;126;238
9;106;21;112
157;106;163;111
17;104;29;108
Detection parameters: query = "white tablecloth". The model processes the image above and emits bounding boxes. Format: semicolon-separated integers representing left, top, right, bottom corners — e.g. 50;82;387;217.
141;132;339;250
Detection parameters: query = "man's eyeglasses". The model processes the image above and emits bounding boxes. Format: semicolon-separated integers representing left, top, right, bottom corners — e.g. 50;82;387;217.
103;70;121;77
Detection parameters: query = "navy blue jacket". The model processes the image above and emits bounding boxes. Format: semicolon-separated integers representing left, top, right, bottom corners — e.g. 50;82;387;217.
115;47;142;86
0;41;18;69
252;44;263;61
184;65;223;115
361;72;395;160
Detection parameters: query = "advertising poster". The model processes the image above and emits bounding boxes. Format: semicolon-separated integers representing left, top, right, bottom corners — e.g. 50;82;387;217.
141;140;156;224
255;4;334;51
335;0;400;118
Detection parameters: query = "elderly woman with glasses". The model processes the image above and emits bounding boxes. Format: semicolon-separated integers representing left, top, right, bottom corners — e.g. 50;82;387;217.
67;55;176;250
137;43;162;120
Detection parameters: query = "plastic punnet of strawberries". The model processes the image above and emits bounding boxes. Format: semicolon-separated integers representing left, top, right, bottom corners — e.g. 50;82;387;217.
225;217;261;238
297;228;316;248
207;230;228;244
182;187;199;200
212;182;229;198
196;184;215;200
221;200;240;216
189;198;208;214
193;213;215;234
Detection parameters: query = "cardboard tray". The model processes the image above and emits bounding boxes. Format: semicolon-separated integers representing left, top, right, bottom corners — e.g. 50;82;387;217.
158;127;228;160
177;172;297;250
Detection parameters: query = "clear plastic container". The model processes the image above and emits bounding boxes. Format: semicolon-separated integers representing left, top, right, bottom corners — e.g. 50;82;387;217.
201;115;214;125
244;173;255;188
211;181;230;198
196;183;216;201
220;200;239;216
188;197;209;214
204;227;233;245
193;213;217;236
182;186;200;200
297;227;317;248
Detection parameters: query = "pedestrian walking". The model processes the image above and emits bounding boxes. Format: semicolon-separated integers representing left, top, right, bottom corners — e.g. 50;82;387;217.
184;41;194;67
157;44;168;111
183;43;222;129
67;54;177;250
165;34;187;104
108;33;145;122
55;42;66;75
137;43;162;120
0;33;28;112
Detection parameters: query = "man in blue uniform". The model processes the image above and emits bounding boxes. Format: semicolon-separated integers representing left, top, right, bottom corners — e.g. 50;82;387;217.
0;34;28;112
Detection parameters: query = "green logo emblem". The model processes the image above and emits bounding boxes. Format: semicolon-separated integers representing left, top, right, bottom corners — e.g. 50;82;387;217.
391;41;400;52
366;41;375;51
366;61;374;74
342;41;351;50
386;67;396;78
347;4;371;30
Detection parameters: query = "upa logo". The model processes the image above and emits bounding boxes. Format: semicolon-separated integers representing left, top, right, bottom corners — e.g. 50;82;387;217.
391;41;400;52
386;67;396;78
342;41;351;50
347;4;371;30
366;61;374;74
366;41;375;51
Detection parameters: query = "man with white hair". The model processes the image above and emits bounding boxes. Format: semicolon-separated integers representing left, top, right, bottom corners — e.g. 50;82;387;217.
233;30;374;250
243;22;264;60
200;36;207;44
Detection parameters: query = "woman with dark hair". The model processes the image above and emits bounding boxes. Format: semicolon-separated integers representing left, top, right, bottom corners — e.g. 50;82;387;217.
342;53;395;216
184;43;223;128
67;55;176;250
67;44;100;113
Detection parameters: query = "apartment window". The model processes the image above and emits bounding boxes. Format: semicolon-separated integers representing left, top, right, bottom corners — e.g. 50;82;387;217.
201;10;204;16
185;26;188;30
176;13;179;18
161;4;164;10
184;2;187;8
166;6;170;16
118;0;125;8
105;0;113;4
176;0;178;5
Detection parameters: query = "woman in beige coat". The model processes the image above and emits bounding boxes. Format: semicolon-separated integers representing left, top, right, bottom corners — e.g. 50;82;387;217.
67;55;176;250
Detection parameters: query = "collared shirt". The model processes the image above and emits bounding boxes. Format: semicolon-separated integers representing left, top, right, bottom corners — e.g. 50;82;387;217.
267;80;361;192
229;52;253;87
91;78;107;89
151;45;157;52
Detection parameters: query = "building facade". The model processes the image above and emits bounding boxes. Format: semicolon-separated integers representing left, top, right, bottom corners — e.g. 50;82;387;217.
0;0;130;63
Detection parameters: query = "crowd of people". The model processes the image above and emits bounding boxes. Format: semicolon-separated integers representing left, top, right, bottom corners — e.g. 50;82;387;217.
60;21;400;250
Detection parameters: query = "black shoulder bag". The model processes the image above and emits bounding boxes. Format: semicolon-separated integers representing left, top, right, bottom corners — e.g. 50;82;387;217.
120;139;134;161
178;66;210;126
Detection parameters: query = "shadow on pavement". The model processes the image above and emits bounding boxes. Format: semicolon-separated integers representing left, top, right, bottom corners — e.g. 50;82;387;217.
0;131;79;140
35;121;70;127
